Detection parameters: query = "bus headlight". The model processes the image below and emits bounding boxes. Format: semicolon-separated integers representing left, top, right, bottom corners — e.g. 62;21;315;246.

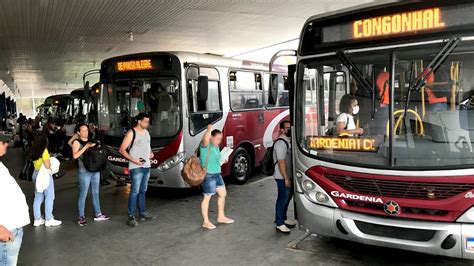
297;172;337;208
157;152;186;171
457;207;474;223
315;192;329;203
302;179;316;192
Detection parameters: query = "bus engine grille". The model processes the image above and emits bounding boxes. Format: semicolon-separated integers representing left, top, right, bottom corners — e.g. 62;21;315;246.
354;220;436;242
326;174;474;200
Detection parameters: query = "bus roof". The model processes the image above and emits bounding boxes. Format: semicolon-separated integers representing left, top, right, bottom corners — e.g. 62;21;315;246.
299;0;474;55
70;89;84;98
44;94;72;106
102;51;288;73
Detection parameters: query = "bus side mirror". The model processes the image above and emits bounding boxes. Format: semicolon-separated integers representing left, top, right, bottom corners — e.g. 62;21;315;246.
287;64;296;126
84;81;91;102
197;76;209;102
269;74;279;105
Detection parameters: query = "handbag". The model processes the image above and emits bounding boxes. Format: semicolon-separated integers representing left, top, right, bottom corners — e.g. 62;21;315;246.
19;159;34;182
181;145;211;187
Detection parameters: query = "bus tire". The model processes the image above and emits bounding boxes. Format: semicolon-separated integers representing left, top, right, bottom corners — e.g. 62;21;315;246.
231;147;252;185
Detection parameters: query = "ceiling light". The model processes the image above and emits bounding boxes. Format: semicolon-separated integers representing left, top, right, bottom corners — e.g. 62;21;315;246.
128;31;134;42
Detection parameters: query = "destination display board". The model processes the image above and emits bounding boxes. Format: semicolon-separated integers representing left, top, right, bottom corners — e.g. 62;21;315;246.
307;136;379;152
301;2;474;54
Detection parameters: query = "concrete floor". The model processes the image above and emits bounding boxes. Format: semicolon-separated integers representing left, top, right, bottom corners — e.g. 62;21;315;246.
3;148;472;266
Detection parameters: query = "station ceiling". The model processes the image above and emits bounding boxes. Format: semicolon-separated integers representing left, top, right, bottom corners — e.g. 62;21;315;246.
0;0;374;98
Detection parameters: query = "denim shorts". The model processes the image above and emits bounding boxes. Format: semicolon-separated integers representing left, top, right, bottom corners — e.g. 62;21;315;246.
202;173;225;196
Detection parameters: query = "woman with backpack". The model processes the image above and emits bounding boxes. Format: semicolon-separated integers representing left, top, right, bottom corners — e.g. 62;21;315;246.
71;124;110;226
200;124;233;230
29;133;62;227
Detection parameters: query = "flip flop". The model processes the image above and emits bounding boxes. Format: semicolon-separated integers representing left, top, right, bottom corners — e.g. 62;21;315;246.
202;223;216;230
217;218;234;224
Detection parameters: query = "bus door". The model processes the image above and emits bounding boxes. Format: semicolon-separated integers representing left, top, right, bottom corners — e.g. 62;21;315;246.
325;71;348;130
266;73;291;144
186;65;223;149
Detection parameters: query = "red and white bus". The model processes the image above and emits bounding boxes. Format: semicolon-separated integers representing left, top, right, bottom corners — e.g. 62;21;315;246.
97;52;289;187
289;1;474;259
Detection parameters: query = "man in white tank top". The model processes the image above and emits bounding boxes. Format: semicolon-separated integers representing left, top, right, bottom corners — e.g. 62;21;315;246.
119;113;155;227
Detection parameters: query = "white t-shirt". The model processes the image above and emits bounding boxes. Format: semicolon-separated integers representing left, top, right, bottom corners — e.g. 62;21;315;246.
6;118;15;131
0;162;30;231
336;113;356;132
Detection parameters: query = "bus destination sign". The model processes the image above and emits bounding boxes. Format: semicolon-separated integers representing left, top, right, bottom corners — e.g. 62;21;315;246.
116;59;153;72
316;3;474;46
353;8;445;39
307;136;377;152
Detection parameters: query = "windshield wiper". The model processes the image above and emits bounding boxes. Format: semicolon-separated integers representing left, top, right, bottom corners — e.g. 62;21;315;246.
336;50;376;118
401;37;460;132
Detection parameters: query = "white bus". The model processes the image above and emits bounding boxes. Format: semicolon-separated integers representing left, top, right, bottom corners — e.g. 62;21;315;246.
288;1;474;259
97;52;290;187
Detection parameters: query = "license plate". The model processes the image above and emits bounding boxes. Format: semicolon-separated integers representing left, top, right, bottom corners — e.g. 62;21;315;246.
467;238;474;251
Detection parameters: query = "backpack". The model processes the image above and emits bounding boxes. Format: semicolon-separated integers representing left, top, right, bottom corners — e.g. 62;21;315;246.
75;139;107;172
261;138;289;176
126;128;136;152
18;159;34;182
326;114;349;136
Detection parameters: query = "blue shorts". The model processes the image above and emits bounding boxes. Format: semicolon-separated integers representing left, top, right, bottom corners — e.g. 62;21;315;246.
202;173;225;196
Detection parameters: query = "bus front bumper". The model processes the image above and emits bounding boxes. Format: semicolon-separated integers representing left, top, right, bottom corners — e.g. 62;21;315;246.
295;192;474;259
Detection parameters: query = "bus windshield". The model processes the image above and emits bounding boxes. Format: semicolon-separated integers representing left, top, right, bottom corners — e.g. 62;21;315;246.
99;76;180;138
298;39;474;169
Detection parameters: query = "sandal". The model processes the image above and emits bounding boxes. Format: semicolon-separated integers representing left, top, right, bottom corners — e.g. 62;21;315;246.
217;218;234;224
202;222;216;230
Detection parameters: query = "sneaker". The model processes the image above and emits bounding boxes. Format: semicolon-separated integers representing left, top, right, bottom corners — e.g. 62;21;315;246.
45;218;62;227
128;216;138;227
284;219;297;228
139;212;156;221
77;217;87;226
276;224;291;234
94;213;110;221
33;218;45;227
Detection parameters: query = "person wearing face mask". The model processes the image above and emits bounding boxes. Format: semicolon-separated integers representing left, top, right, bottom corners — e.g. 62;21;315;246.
336;94;364;136
273;120;296;234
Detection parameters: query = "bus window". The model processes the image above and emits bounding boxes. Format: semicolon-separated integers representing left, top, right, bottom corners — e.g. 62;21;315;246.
298;50;390;166
325;71;347;130
147;79;180;136
268;74;289;108
389;42;474;167
99;77;180;138
298;40;474;168
187;67;223;135
229;71;264;110
301;68;319;138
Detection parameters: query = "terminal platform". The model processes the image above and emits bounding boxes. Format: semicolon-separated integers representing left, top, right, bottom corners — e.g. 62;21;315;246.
2;148;469;265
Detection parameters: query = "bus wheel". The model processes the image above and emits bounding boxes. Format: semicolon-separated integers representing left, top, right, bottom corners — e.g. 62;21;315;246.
231;148;251;184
